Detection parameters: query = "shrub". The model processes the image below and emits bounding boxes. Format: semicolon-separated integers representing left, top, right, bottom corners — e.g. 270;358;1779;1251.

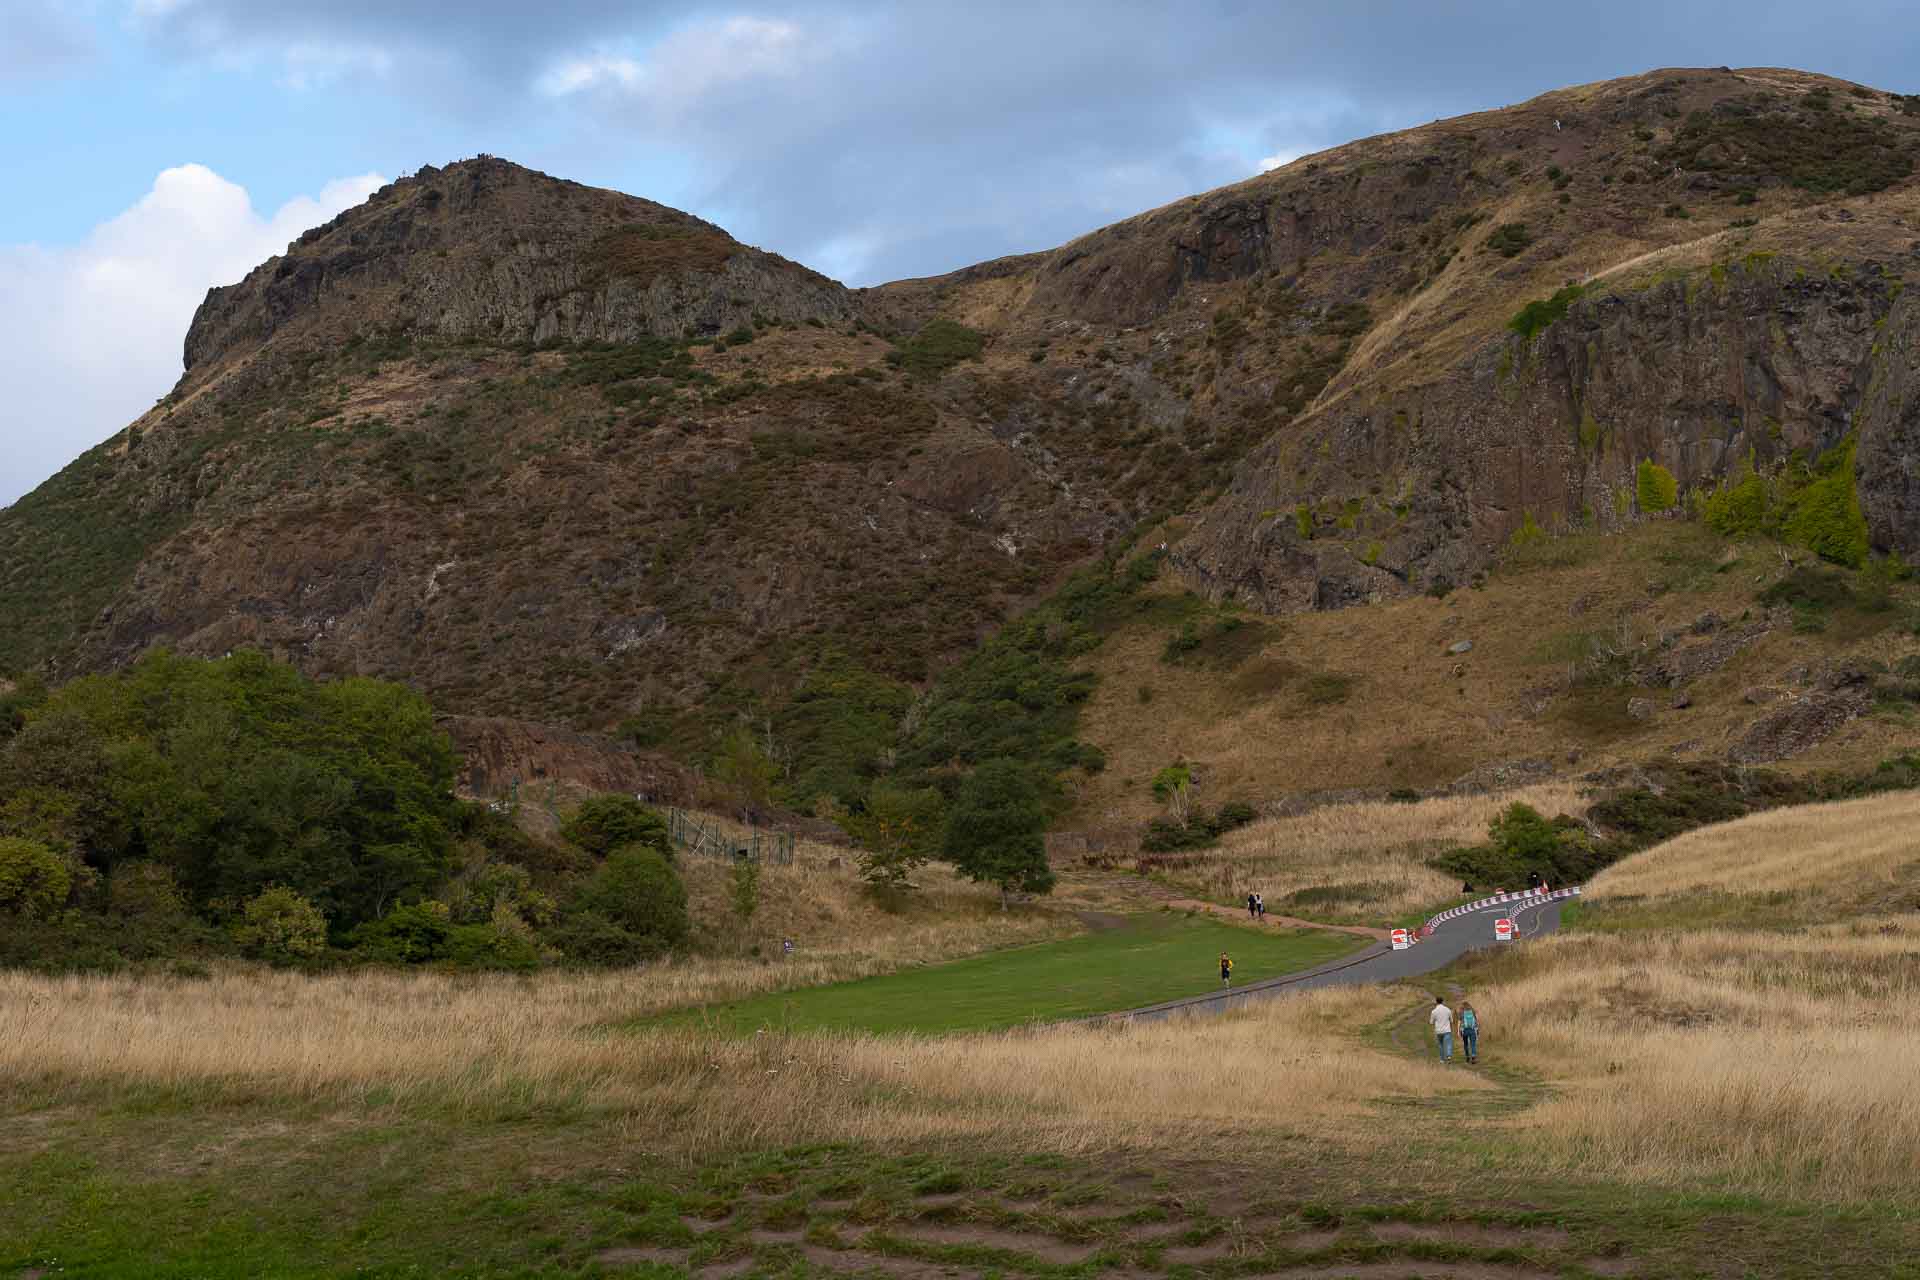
349;900;451;965
1636;460;1678;513
236;886;329;963
441;922;541;971
1507;285;1586;339
1782;437;1868;567
0;837;71;919
1484;223;1534;257
1295;503;1314;540
566;844;689;950
1702;465;1769;535
887;319;985;378
1509;511;1546;547
560;795;670;859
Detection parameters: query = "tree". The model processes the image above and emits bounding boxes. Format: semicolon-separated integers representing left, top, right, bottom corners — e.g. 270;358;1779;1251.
841;784;943;900
234;885;329;963
566;844;689;951
712;727;780;818
943;760;1055;909
560;795;670;859
0;837;71;918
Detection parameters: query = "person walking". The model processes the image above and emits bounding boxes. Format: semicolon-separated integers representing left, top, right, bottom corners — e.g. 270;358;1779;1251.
1460;1002;1480;1065
1220;952;1234;987
1429;995;1455;1062
1246;892;1258;920
1254;892;1265;921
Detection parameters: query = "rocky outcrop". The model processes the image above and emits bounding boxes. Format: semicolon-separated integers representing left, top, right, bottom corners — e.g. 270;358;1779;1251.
442;714;696;802
184;157;855;373
1181;256;1918;611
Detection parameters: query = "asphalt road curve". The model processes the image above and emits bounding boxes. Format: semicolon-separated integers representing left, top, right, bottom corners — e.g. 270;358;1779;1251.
1106;894;1564;1023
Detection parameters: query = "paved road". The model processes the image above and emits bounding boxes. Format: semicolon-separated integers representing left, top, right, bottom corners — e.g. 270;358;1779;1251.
1104;893;1564;1023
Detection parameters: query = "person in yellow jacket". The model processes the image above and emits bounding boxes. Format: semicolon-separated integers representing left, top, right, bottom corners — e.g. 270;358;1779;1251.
1220;952;1234;987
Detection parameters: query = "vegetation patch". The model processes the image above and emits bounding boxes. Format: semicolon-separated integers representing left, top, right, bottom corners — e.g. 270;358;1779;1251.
1507;284;1585;339
887;319;986;377
583;222;736;286
1657;96;1915;196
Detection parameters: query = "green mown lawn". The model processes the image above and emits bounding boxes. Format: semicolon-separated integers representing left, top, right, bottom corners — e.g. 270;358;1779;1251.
654;913;1365;1035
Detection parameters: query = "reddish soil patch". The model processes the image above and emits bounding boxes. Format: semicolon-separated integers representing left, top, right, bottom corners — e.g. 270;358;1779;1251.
698;1260;756;1279
747;1228;807;1245
796;1244;976;1278
1261;1265;1560;1279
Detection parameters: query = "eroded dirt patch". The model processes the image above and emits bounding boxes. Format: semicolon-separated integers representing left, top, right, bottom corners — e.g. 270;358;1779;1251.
1368;1221;1572;1250
878;1224;1094;1264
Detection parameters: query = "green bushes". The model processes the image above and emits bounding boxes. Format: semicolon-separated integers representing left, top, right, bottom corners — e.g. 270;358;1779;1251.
1507;285;1586;339
1139;801;1257;853
943;759;1054;907
234;886;329;964
1636;460;1679;513
559;794;671;858
1484;223;1534;258
1699;439;1869;567
564;845;690;953
886;319;986;377
0;837;70;918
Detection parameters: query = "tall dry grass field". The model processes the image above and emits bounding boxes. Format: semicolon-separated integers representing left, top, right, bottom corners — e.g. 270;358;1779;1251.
1150;783;1589;922
0;968;1481;1155
1475;791;1920;1201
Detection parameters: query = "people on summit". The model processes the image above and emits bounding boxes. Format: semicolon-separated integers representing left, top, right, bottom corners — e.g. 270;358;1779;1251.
1429;995;1455;1062
1459;1002;1480;1064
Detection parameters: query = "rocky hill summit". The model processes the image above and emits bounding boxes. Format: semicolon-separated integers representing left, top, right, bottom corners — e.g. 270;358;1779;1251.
184;156;854;376
4;67;1919;805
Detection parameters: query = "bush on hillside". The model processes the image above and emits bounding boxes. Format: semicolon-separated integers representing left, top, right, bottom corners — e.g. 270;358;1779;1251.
561;844;689;956
235;886;329;964
886;319;985;377
0;836;71;919
1507;285;1585;339
560;795;670;859
944;759;1055;906
1484;223;1534;257
1636;460;1679;513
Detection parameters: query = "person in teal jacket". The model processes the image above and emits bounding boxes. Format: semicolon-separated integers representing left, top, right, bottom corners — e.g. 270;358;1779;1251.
1460;1002;1480;1064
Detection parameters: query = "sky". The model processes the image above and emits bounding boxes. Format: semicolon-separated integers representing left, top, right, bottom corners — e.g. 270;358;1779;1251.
3;1;1919;507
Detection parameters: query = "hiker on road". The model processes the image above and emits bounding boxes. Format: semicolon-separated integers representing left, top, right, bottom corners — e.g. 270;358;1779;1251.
1460;1002;1480;1064
1429;995;1455;1062
1220;952;1234;987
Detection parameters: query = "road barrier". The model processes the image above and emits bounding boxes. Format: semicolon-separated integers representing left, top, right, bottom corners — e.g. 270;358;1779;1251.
1423;884;1580;937
1494;917;1514;942
1390;928;1411;950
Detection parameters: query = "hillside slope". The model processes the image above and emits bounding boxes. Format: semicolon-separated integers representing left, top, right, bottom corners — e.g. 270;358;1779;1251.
2;67;1918;806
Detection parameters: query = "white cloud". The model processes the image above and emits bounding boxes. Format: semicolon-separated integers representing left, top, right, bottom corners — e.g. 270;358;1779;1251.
1258;149;1306;173
0;164;383;508
537;15;824;118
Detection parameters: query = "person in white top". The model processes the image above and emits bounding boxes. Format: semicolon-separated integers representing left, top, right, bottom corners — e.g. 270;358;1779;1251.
1429;995;1455;1062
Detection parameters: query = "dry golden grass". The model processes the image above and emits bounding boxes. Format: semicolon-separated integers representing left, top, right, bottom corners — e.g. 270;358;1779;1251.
1587;788;1920;903
0;968;1482;1156
1467;793;1920;1201
1481;920;1920;1200
1139;782;1589;923
1077;522;1920;826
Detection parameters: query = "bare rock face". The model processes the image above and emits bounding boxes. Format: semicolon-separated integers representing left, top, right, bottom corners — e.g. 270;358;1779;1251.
1857;288;1920;556
443;714;694;803
1731;685;1873;762
1183;258;1915;610
184;158;855;373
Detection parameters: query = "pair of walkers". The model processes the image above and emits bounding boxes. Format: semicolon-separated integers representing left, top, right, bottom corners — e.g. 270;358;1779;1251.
1428;995;1480;1064
1245;892;1265;920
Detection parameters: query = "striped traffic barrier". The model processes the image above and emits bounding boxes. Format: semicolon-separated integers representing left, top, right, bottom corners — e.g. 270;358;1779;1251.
1390;928;1411;950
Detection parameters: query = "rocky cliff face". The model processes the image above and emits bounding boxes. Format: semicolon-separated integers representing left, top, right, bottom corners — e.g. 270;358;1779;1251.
183;157;855;375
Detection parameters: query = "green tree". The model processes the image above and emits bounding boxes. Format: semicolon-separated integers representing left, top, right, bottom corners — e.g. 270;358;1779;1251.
1151;762;1195;826
565;844;689;951
729;856;761;924
234;885;329;963
560;794;670;859
713;727;780;816
1636;459;1679;513
841;783;943;899
0;836;71;918
943;760;1055;909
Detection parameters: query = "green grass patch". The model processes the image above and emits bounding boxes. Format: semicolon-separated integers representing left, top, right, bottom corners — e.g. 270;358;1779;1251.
652;915;1363;1034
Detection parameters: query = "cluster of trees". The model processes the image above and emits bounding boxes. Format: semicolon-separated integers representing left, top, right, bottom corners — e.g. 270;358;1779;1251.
0;651;689;972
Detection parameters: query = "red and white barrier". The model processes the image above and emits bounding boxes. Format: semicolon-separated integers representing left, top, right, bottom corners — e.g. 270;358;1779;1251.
1390;928;1411;950
1493;917;1514;942
1420;885;1581;938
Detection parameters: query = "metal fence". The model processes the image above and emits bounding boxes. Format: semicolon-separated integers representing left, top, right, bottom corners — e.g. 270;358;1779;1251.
666;807;794;864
